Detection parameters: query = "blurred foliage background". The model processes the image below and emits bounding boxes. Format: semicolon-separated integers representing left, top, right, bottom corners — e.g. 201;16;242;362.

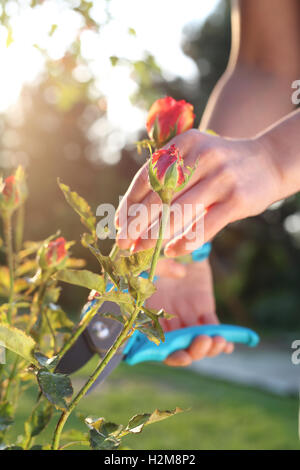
0;0;299;332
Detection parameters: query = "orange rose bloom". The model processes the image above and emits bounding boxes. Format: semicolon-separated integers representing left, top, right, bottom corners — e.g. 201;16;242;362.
146;96;195;147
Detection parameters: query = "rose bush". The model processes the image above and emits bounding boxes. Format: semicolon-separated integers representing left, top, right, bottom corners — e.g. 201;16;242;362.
0;96;195;450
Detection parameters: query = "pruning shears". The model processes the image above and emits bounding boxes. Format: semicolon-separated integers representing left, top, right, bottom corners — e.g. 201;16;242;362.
56;297;260;392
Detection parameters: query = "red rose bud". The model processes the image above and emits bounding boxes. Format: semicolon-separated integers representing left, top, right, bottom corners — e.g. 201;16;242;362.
0;167;27;214
45;237;67;267
147;96;195;147
149;145;193;203
2;175;19;203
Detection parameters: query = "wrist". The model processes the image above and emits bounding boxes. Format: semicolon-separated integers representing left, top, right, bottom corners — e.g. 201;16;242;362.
253;132;286;203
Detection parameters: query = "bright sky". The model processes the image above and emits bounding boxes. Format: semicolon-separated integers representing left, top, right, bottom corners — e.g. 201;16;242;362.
0;0;219;157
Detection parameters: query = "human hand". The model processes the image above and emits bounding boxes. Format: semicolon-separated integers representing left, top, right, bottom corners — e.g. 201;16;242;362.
115;130;281;256
146;258;234;366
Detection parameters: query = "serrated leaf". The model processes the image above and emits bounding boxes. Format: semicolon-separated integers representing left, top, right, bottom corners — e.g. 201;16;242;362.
85;241;119;288
125;407;184;434
24;401;53;441
85;417;122;450
128;276;156;302
136;317;164;345
142;306;174;320
53;269;105;293
58;180;96;236
114;248;155;277
0;324;38;365
34;352;58;370
37;370;73;410
102;291;134;313
0;402;14;431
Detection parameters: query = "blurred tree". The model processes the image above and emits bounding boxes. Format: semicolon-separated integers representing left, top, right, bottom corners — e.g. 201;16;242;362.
0;0;299;330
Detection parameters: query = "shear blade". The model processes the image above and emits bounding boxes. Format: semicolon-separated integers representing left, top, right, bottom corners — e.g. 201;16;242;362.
56;331;95;374
56;301;124;376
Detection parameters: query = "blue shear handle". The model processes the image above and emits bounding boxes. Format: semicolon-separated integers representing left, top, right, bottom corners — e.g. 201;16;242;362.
124;324;260;366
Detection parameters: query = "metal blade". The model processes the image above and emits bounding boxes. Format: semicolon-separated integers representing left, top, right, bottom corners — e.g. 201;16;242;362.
56;331;95;374
56;301;124;376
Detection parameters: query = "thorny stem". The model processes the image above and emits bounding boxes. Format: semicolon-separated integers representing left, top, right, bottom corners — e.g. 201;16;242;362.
52;206;171;450
52;303;140;450
149;203;170;282
15;204;25;253
55;302;101;363
3;214;14;322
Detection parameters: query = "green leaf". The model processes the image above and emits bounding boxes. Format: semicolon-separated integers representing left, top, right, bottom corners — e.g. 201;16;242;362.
85;417;122;450
0;324;38;365
24;401;53;441
53;269;105;293
136;314;164;345
125;407;184;435
85;240;119;288
142;306;174;320
58;180;96;236
37;370;73;410
34;352;58;370
102;291;134;313
0;402;14;432
114;247;155;277
128;276;156;302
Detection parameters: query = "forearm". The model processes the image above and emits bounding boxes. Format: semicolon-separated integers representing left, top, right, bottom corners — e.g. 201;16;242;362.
200;0;300;139
200;63;295;138
256;109;300;201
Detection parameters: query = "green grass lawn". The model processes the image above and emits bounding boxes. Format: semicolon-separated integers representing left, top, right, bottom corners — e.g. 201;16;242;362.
7;359;300;450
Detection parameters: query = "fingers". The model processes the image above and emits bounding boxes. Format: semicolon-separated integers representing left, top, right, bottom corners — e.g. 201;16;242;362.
224;342;235;354
164;336;234;367
164;200;232;257
129;167;232;254
205;336;227;357
155;258;187;279
188;335;234;360
187;335;213;360
164;350;192;367
115;163;150;230
115;131;216;251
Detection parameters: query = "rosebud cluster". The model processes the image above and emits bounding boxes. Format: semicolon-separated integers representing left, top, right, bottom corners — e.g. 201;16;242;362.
146;97;197;204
